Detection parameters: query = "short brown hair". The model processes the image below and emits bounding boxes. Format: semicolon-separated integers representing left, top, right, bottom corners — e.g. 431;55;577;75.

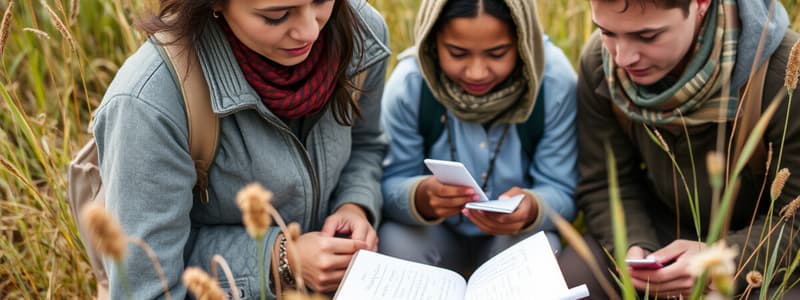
595;0;692;17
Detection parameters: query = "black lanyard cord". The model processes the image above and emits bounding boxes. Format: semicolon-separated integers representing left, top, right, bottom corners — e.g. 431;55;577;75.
444;114;511;191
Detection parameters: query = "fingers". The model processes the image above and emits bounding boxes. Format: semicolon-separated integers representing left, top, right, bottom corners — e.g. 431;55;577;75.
627;246;648;259
294;233;364;293
349;220;369;242
430;180;477;198
631;275;695;298
416;177;478;219
479;209;527;224
463;209;521;235
424;179;477;204
650;240;703;264
480;194;535;224
320;216;340;237
348;222;378;251
427;207;465;219
629;244;699;297
305;269;348;293
365;228;378;251
461;190;535;235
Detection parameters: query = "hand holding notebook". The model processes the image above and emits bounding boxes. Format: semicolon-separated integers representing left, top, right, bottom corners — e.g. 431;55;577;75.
423;159;525;214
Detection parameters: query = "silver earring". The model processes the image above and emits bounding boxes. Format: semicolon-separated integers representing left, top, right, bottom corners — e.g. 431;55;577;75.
212;10;220;18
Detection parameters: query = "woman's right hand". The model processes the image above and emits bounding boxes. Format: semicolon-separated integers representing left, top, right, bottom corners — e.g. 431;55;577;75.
286;232;369;292
414;176;478;220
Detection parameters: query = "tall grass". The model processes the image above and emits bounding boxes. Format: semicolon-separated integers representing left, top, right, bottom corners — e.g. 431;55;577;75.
0;0;798;298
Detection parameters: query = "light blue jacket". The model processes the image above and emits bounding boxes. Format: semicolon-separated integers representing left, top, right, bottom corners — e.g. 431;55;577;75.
381;37;577;236
92;1;390;299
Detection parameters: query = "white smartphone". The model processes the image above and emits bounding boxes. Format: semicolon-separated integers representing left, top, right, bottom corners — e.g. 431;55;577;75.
626;258;664;270
423;159;489;201
423;159;525;214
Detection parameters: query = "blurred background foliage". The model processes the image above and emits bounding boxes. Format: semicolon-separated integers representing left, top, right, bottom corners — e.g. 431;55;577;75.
0;0;798;297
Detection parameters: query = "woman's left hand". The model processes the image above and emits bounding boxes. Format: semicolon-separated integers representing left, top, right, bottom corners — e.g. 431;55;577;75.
322;204;378;251
462;187;538;235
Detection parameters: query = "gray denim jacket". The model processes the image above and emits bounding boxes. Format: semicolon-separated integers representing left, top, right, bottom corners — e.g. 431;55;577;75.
92;1;389;298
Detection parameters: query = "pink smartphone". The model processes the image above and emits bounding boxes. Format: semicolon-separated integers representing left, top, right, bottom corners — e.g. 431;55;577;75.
626;258;664;270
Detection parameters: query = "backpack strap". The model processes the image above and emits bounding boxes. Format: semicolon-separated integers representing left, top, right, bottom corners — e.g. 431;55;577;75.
154;32;219;203
734;59;770;178
418;80;545;159
516;86;546;159
419;80;447;157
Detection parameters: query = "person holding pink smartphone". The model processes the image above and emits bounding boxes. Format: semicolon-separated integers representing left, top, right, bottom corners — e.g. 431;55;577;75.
562;0;800;299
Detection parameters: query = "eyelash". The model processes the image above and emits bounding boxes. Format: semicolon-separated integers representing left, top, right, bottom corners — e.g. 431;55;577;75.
448;52;507;59
262;0;333;25
263;13;289;25
600;31;658;43
639;34;658;42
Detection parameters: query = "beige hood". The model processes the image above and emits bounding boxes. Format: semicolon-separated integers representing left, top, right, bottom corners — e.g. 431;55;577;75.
414;0;545;123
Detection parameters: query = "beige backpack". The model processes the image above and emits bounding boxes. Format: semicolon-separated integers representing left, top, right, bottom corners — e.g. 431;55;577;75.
67;32;219;299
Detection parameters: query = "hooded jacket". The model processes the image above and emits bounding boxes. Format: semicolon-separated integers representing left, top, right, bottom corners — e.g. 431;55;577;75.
381;0;578;237
415;0;545;123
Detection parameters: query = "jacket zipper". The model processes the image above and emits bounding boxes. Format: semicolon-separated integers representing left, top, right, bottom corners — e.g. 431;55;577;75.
287;132;321;230
265;118;321;230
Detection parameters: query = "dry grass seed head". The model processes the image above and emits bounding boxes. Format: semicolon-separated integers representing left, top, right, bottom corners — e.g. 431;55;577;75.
706;151;725;177
780;195;800;219
236;183;273;239
770;168;790;200
786;39;800;90
746;270;763;288
23;28;50;40
0;1;14;58
654;129;671;153
69;0;78;25
288;222;301;240
80;203;127;260
40;0;75;52
688;241;737;278
182;267;226;300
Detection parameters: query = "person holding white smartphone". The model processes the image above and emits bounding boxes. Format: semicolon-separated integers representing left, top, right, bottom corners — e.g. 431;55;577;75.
378;0;578;275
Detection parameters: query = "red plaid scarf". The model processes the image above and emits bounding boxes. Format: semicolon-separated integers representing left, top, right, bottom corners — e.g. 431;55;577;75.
221;22;338;120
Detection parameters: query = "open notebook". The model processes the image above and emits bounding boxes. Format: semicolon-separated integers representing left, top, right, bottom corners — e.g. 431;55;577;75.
334;231;589;300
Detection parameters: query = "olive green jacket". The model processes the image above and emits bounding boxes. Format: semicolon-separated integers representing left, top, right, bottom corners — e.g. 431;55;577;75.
576;30;800;291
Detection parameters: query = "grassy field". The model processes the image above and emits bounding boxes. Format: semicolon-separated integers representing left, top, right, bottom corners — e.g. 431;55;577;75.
0;0;799;298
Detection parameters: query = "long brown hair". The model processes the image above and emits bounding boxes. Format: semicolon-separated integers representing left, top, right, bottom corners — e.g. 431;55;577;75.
136;0;366;126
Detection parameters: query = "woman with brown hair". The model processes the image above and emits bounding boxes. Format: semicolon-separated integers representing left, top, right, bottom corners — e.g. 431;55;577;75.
91;0;389;298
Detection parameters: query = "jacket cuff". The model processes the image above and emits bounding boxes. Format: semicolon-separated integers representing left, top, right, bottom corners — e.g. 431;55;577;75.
518;189;545;234
408;176;446;225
